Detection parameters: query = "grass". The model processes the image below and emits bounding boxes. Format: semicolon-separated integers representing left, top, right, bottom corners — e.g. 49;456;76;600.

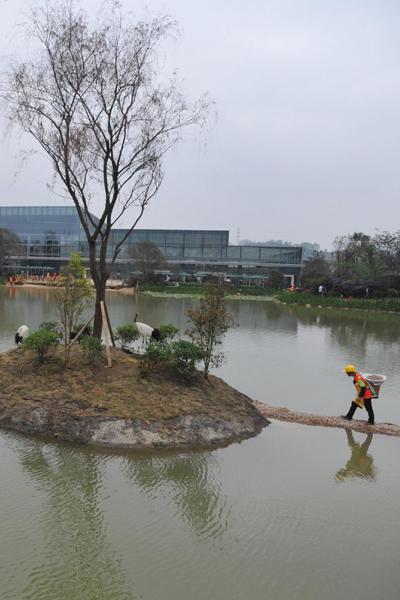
275;291;400;312
0;345;254;423
140;282;276;298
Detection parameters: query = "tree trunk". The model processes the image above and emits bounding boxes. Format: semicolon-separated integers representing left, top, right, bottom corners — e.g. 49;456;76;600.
93;284;105;339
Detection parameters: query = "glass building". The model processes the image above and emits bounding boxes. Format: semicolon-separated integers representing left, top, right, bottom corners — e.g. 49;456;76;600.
0;206;303;283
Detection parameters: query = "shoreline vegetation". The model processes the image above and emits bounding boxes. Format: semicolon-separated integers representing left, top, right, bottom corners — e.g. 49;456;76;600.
5;280;400;312
0;346;269;449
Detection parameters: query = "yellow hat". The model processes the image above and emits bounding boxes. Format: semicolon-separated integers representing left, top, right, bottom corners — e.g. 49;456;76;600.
343;365;356;373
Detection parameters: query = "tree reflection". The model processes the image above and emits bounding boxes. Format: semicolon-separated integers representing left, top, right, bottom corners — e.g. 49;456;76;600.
122;450;229;540
15;439;136;600
335;430;377;483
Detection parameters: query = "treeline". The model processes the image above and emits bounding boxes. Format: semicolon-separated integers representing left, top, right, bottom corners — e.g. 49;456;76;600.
239;239;324;259
301;231;400;297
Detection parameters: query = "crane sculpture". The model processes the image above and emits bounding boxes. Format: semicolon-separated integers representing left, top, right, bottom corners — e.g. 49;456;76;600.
134;313;161;344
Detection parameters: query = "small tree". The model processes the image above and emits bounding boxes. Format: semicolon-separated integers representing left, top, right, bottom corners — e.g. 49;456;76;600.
267;269;285;290
128;241;166;283
53;253;94;365
186;283;235;378
0;228;25;274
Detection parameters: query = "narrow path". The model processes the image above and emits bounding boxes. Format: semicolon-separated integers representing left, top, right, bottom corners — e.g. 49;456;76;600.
253;401;400;438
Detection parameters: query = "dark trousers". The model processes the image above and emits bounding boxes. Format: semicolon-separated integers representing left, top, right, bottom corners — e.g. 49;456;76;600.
346;398;375;423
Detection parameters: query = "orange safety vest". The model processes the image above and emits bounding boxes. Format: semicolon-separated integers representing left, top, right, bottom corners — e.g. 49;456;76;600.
353;373;373;400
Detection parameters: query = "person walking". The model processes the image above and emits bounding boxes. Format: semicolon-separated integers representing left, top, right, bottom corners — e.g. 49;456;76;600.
342;365;375;425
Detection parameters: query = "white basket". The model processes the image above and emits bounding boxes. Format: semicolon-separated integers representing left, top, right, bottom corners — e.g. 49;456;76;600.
362;373;387;398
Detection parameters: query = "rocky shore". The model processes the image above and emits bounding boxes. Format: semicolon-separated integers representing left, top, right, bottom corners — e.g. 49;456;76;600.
0;347;269;449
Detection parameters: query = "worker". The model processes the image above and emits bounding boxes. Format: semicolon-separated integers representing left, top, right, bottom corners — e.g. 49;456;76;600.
290;285;295;292
342;365;375;425
9;276;13;286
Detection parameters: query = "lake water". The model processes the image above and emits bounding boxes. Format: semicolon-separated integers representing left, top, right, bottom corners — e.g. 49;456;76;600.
1;286;400;600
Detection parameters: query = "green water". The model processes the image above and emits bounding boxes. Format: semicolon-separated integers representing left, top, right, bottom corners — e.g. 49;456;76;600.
1;287;400;599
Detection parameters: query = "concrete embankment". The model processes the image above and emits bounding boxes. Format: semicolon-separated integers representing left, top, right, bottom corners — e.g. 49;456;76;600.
253;400;400;438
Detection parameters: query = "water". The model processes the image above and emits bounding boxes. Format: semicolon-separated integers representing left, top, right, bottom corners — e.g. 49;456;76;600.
1;286;400;599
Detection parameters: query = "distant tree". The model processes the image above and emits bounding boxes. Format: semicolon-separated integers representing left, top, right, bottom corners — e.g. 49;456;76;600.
186;283;235;378
267;269;286;290
0;228;25;273
3;0;213;338
332;232;378;280
128;241;166;283
238;239;321;259
301;251;332;290
372;231;400;275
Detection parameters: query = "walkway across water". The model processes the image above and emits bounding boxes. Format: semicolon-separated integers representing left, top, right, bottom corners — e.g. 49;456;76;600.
253;401;400;438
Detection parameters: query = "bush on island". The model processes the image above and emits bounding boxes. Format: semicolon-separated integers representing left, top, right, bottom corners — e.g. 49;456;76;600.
81;337;103;364
114;325;140;347
23;330;59;362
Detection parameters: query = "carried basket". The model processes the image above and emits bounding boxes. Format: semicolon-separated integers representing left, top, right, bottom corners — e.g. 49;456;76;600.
362;373;387;398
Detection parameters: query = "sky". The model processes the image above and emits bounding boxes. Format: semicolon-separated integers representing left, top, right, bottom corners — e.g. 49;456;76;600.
0;0;400;249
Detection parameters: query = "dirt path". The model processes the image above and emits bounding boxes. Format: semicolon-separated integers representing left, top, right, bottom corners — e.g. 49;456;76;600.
252;400;400;438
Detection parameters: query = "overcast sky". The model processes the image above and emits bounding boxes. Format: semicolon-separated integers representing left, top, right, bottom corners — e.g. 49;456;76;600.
1;0;400;249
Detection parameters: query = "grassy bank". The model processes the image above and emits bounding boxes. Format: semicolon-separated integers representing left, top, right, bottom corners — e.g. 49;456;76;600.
139;283;275;297
275;291;400;313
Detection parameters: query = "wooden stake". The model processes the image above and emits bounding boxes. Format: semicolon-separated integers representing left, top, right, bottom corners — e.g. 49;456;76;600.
104;302;116;347
68;313;95;350
100;301;112;367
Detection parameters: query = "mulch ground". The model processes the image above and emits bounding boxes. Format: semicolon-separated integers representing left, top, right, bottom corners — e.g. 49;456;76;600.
0;346;255;423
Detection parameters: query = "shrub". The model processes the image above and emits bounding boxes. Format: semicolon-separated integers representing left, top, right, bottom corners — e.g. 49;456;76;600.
114;324;140;346
170;340;207;380
387;288;399;298
139;343;172;377
81;337;103;364
39;321;63;338
371;289;385;299
23;330;59;362
158;324;180;344
75;322;93;335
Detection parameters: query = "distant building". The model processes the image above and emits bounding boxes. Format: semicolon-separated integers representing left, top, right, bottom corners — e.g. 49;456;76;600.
0;206;303;285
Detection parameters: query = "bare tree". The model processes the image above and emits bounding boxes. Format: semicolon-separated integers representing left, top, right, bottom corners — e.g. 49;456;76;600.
128;240;165;283
2;0;213;337
0;228;25;273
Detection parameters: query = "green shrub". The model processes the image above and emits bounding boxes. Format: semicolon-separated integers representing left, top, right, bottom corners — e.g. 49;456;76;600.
81;337;104;364
114;324;140;346
23;330;60;362
75;322;93;335
387;288;399;298
170;340;207;380
39;321;63;338
158;324;180;343
140;343;172;377
371;289;385;299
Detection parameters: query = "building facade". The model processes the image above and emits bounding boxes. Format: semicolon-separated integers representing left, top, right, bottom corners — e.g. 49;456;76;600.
0;206;303;284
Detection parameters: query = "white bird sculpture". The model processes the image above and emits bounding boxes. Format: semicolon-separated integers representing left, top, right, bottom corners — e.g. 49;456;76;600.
15;325;29;346
134;313;161;343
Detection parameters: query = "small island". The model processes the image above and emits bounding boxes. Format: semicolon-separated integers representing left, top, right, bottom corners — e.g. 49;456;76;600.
0;346;269;449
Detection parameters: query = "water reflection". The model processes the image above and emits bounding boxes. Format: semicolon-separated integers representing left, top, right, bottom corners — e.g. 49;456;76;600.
335;430;377;483
15;438;136;600
122;451;229;541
